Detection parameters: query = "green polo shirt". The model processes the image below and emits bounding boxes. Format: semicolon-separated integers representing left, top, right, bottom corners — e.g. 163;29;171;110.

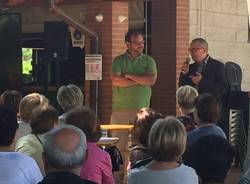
111;53;157;110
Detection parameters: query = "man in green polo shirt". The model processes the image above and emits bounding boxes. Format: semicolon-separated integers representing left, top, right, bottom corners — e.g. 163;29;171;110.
111;29;157;183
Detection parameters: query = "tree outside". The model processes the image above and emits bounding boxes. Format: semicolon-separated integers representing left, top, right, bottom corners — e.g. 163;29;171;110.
22;48;32;74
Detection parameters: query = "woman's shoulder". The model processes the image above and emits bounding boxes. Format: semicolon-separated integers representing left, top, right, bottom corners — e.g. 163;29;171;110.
87;142;110;159
129;165;147;176
16;134;39;147
175;164;199;183
178;163;196;172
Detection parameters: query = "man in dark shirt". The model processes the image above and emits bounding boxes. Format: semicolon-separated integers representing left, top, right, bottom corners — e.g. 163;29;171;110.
179;38;226;99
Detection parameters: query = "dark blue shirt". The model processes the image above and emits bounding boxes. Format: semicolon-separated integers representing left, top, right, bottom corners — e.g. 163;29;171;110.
187;124;227;146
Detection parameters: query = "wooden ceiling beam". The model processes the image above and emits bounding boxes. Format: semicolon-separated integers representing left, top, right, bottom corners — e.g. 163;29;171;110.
0;0;87;7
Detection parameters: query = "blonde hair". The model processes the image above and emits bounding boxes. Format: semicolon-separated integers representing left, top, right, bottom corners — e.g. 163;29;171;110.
19;93;49;122
149;116;186;162
57;84;84;112
176;85;198;114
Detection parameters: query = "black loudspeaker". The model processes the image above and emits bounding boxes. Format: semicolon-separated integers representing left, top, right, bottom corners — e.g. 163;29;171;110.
0;13;22;93
59;46;85;85
49;45;85;86
44;21;69;61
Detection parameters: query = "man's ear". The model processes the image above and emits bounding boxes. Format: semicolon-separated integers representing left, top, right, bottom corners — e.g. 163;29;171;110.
125;41;130;47
84;150;88;163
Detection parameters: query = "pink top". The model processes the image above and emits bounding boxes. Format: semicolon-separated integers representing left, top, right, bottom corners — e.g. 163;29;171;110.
80;142;114;184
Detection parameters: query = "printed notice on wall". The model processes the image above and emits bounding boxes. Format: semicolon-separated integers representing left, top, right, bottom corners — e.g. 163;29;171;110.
85;54;102;80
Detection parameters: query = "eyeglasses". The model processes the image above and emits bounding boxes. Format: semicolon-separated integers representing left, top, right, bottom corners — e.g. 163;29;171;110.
130;40;145;46
188;47;204;53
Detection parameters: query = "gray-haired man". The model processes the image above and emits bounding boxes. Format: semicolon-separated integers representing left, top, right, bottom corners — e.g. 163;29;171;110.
38;125;96;184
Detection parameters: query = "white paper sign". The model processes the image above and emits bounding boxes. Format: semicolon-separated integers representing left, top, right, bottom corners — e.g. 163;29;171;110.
85;54;102;80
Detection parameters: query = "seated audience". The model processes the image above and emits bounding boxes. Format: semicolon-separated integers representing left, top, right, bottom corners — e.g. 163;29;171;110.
129;108;163;169
187;93;227;146
16;93;49;139
0;105;42;184
15;104;58;176
38;125;95;184
0;90;22;116
185;135;234;184
56;84;84;124
65;106;114;184
176;85;198;131
128;116;198;184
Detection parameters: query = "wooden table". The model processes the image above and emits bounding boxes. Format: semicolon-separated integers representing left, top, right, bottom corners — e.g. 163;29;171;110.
100;124;134;147
100;124;134;131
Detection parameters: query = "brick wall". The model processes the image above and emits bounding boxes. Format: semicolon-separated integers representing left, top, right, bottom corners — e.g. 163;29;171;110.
85;1;128;123
85;0;189;121
151;0;189;116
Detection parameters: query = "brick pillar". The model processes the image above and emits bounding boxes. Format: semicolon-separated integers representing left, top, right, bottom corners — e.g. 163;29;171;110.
151;0;189;115
85;1;128;123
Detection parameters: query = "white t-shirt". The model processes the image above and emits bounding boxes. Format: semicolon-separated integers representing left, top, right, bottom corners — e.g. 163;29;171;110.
0;152;43;184
128;163;198;184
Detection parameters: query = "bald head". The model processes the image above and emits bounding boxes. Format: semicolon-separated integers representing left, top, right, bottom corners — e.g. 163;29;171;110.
42;125;87;172
54;128;81;153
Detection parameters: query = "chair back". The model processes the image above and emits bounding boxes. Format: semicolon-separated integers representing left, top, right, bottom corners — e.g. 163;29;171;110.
225;61;242;92
229;109;247;169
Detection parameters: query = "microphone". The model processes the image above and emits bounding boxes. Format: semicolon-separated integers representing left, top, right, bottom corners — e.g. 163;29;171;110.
181;57;190;74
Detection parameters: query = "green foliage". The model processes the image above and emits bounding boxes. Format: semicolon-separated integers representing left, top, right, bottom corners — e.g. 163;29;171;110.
22;48;32;74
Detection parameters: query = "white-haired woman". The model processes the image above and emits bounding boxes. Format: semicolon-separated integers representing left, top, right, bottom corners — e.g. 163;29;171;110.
56;84;84;124
176;85;199;131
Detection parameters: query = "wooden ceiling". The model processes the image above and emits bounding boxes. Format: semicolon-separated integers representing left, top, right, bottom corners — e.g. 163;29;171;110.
0;0;135;8
1;0;88;7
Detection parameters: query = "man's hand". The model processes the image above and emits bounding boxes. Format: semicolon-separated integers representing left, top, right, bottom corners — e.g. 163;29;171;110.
124;74;133;80
111;75;138;87
190;72;202;85
181;61;189;75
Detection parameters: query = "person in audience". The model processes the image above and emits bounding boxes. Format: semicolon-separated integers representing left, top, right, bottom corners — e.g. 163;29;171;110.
187;93;227;146
0;105;42;184
16;93;49;140
56;84;84;124
15;104;58;176
129;108;163;169
185;135;234;184
38;125;95;184
65;106;114;184
128;116;199;184
0;90;22;115
176;85;198;131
